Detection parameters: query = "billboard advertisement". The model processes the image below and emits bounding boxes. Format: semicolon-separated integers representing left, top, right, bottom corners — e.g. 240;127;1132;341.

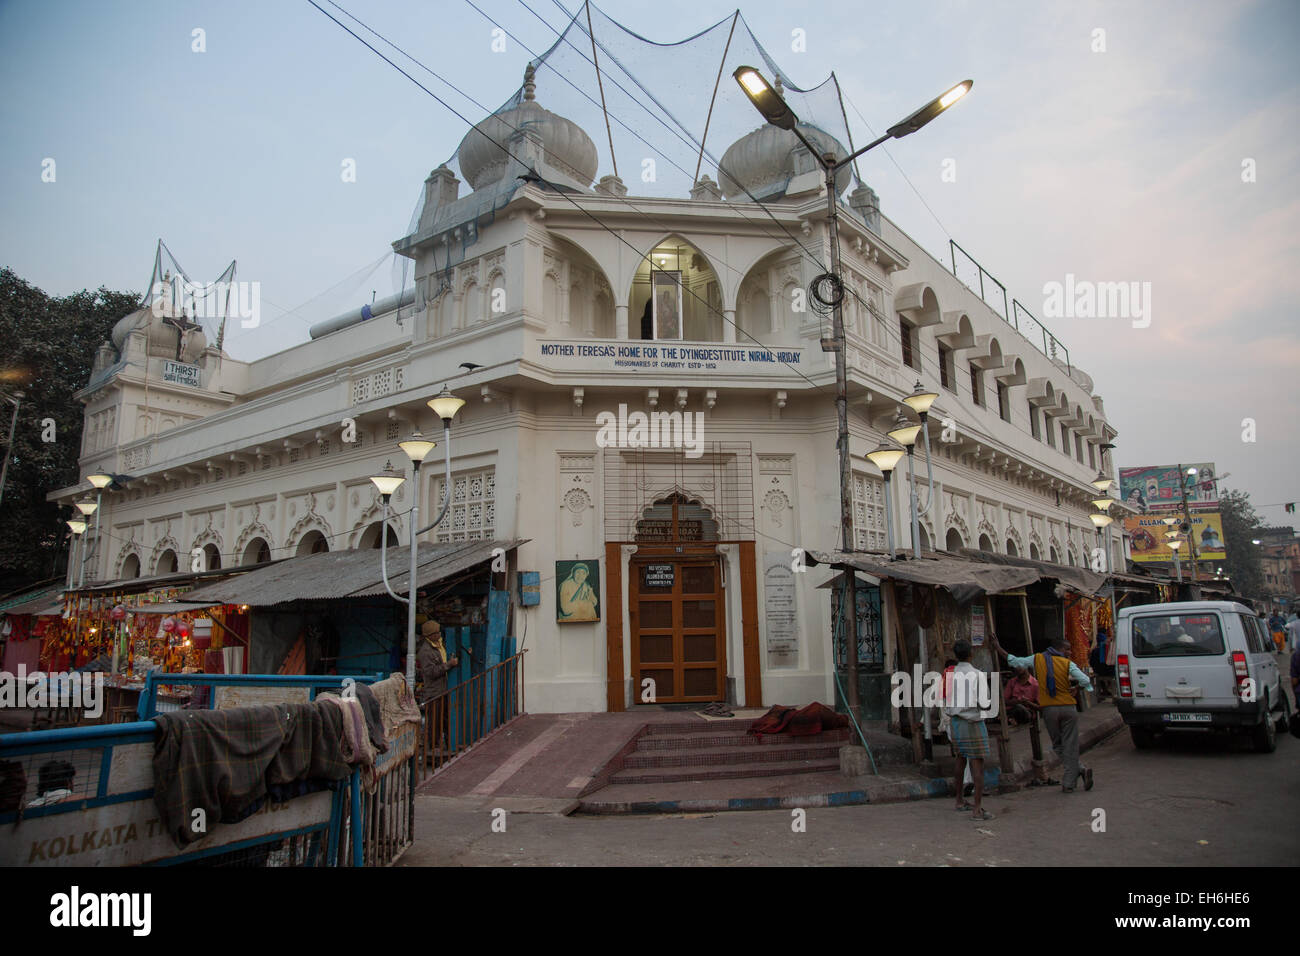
1124;512;1227;564
1118;463;1218;513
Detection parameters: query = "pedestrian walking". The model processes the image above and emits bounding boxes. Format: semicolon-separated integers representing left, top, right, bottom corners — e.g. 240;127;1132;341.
991;632;1094;793
945;640;993;821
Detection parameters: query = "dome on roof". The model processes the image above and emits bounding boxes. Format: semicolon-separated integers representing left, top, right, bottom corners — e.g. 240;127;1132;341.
717;123;852;201
458;64;598;193
109;290;207;364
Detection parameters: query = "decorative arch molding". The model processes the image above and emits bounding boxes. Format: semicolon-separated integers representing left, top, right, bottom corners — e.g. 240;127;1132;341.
918;515;935;549
1048;535;1063;561
114;540;144;579
1029;528;1045;556
945;512;970;547
235;522;275;559
288;512;334;553
976;516;999;542
630;485;721;542
349;498;404;548
150;536;181;575
1006;525;1025;555
191;527;223;554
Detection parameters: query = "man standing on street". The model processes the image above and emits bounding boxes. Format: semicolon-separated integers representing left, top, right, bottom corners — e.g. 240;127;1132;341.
992;632;1094;793
945;640;994;821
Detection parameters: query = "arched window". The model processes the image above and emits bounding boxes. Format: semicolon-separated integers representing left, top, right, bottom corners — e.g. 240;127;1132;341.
945;528;964;552
297;531;329;556
635;493;719;543
156;549;178;575
202;543;222;571
1029;543;1042;562
122;553;141;579
359;521;400;549
1006;538;1019;557
242;538;271;566
978;533;995;553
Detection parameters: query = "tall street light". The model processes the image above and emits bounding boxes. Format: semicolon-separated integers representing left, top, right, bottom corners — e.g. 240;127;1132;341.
372;385;467;688
736;69;970;730
84;472;113;585
886;408;934;758
66;518;87;590
74;495;99;588
0;390;23;511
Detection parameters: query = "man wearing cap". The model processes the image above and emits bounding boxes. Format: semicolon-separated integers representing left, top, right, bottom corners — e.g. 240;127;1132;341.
416;620;458;705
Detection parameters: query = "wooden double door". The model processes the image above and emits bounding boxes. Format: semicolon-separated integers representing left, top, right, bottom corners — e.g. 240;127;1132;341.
630;554;726;703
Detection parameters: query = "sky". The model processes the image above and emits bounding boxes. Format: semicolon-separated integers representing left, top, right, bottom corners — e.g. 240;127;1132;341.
1;0;1297;526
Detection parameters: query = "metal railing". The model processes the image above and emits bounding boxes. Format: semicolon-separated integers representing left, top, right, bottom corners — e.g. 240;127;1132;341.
949;240;1072;373
416;651;526;783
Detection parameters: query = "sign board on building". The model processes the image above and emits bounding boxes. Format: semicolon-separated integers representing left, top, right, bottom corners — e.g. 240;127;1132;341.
970;603;986;647
642;564;675;588
162;360;201;388
537;339;809;374
1118;463;1218;513
763;551;798;668
1124;512;1227;563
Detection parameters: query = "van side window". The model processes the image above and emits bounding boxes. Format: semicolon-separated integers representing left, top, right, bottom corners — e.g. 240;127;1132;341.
1240;614;1262;653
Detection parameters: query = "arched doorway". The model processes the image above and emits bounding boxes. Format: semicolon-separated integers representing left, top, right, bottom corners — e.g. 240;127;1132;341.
629;493;725;703
629;238;723;342
358;521;400;549
242;537;271;566
297;531;329;556
202;543;222;571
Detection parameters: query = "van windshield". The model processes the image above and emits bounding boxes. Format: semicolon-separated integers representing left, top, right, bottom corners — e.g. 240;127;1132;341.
1131;613;1225;657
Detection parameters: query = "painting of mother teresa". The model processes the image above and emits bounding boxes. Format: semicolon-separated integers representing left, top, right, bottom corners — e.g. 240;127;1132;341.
556;560;600;623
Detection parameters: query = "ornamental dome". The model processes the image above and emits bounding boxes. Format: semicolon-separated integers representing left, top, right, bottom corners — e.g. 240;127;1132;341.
717;122;853;201
457;64;599;193
109;282;207;364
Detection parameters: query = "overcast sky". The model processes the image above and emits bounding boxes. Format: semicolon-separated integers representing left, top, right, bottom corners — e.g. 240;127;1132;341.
1;0;1296;526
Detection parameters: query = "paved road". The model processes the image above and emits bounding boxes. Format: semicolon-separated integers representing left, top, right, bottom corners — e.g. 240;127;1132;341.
403;722;1299;866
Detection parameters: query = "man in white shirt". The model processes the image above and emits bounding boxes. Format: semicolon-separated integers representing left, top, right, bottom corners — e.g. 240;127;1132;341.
945;639;994;821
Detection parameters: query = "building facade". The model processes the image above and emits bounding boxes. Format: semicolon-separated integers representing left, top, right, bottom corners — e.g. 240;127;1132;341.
53;65;1121;714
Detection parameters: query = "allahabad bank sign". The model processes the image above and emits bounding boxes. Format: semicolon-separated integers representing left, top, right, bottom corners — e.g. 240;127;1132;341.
1125;512;1227;563
1118;463;1218;514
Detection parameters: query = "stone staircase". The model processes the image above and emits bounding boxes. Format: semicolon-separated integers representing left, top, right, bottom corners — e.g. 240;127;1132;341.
600;718;852;786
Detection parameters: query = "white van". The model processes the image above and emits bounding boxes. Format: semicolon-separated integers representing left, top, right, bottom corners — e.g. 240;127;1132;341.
1114;601;1289;753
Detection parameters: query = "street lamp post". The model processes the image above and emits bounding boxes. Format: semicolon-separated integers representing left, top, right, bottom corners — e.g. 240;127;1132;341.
1168;539;1184;583
735;68;970;730
372;386;466;688
66;518;87;590
0;390;23;511
84;473;113;585
866;441;906;557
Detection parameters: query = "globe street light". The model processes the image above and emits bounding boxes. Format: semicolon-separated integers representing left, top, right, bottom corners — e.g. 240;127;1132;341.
736;69;969;734
866;440;905;556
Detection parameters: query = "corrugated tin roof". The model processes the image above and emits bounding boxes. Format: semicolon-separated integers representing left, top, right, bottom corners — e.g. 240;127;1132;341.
183;539;527;606
0;585;65;616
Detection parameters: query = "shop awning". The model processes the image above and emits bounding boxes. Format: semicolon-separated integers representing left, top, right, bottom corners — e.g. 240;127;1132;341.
182;539;528;607
130;602;221;615
954;549;1109;597
804;550;1041;605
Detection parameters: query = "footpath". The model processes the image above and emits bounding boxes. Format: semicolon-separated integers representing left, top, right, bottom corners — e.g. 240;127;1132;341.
404;699;1125;851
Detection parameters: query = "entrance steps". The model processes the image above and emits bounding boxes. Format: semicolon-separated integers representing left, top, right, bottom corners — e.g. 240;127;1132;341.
605;719;851;785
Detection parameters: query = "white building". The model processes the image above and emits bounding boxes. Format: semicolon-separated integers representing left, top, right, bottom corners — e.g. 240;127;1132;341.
53;49;1120;715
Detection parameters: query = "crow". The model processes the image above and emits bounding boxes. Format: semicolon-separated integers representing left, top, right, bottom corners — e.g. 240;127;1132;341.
459;363;484;372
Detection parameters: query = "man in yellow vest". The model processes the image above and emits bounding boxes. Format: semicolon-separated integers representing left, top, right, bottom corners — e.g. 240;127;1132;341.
992;633;1094;793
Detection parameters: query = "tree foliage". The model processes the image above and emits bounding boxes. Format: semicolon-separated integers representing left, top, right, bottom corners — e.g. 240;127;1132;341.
0;268;139;590
1219;488;1265;599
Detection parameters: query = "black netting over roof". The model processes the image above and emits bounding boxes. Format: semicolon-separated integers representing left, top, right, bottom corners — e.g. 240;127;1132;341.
403;2;871;239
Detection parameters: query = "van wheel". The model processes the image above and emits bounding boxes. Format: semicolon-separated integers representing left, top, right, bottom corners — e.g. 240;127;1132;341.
1276;692;1292;736
1253;694;1277;753
1130;727;1156;750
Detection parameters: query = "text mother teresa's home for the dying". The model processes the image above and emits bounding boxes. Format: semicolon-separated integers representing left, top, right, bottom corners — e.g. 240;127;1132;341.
50;9;1119;715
